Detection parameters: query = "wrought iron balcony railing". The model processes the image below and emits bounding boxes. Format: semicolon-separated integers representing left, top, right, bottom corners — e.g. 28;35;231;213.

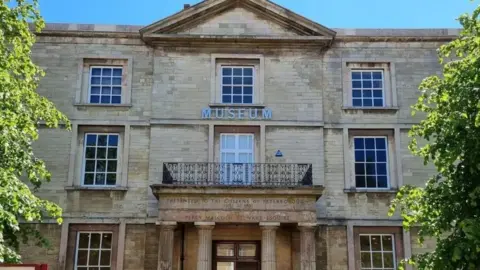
162;162;312;187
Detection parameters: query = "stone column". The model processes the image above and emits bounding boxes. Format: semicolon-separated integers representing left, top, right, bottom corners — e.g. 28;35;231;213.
157;221;177;270
260;222;279;270
195;222;215;270
299;223;317;270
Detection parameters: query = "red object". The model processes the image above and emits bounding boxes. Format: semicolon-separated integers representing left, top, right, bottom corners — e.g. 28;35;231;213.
0;264;47;270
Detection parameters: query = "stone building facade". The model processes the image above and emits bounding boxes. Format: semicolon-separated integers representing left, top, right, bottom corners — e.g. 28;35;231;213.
20;0;456;269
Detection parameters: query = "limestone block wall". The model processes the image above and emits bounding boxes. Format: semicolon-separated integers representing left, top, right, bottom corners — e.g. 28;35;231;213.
19;224;62;270
265;127;324;185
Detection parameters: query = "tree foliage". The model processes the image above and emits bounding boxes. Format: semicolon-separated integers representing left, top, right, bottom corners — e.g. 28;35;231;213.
0;0;70;263
389;4;480;270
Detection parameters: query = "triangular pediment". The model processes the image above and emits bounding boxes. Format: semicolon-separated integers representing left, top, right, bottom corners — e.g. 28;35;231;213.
140;0;336;37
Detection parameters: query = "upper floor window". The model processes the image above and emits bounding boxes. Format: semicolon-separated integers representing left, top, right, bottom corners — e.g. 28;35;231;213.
75;232;113;270
221;66;254;104
83;133;119;186
89;67;123;104
354;136;389;189
359;234;396;269
351;70;384;107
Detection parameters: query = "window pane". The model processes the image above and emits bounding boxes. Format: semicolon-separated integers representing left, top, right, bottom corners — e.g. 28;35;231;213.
372;252;383;268
365;138;375;149
373;99;383;107
382;235;393;251
96;160;106;172
352;72;361;80
216;262;234;270
366;151;375;162
352;90;361;97
355;163;365;174
355;150;365;162
90;95;100;103
373;90;383;97
238;243;256;257
91;77;101;84
112;77;122;85
222;68;232;76
243;77;253;85
86;147;96;159
98;135;107;146
243;95;253;104
356;176;366;187
107;161;117;172
352;99;362;106
366;163;376;175
360;252;371;268
106;174;116;185
108;148;117;159
237;262;258;270
232;95;242;104
373;80;383;88
222;86;232;94
233;86;242;94
112;87;121;95
233;68;242;76
102;77;112;85
91;86;100;94
370;235;381;251
96;148;106;159
86;134;97;145
101;87;111;95
362;72;372;79
363;81;372;88
372;71;383;79
352;81;362;88
375;138;386;149
95;174;106;185
216;243;234;256
377;150;387;162
85;160;95;172
84;174;94;185
100;250;111;266
354;138;364;149
222;95;232;103
360;236;370;251
102;233;112;248
378;176;388;188
233;77;242;84
108;135;118;147
366;176;376;188
113;68;122;76
101;96;111;104
78;233;90;248
244;86;253;95
111;96;121;104
89;250;100;265
102;68;112;76
90;233;101;248
77;250;88;266
383;252;395;268
377;163;387;175
92;68;101;76
222;77;231;84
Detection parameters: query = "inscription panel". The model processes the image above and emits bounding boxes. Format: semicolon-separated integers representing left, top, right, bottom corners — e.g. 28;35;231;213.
158;195;318;223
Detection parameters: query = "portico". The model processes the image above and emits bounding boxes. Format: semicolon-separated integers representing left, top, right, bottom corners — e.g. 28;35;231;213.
151;184;323;270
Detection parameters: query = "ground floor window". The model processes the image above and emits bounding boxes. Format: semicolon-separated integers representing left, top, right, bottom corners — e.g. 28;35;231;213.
214;241;260;270
354;227;403;270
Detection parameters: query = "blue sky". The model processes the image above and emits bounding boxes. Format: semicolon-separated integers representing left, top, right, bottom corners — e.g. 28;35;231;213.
38;0;476;28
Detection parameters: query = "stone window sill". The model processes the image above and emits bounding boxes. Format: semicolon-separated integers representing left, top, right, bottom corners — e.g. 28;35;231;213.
344;188;398;194
65;186;128;191
342;106;399;113
74;103;132;109
209;103;266;109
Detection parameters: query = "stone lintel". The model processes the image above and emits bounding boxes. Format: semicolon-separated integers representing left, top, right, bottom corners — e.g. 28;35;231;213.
156;221;177;229
298;223;317;231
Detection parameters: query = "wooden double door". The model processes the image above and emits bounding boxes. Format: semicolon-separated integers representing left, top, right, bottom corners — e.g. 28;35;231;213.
213;241;260;270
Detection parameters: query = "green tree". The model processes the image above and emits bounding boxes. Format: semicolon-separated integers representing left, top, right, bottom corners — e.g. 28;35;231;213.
0;0;70;263
389;4;480;270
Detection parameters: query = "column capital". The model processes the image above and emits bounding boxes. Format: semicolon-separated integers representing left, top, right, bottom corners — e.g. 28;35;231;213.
298;222;317;232
260;222;280;230
156;221;177;230
195;222;215;230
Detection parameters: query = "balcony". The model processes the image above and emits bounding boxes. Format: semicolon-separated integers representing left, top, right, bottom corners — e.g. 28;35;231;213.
162;162;312;187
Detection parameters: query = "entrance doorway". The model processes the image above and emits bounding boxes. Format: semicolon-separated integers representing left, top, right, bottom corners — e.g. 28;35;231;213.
213;241;260;270
220;134;254;185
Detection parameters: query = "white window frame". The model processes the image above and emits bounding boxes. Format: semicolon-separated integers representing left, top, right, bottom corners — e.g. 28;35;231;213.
81;132;121;187
74;231;113;270
342;60;397;109
353;136;390;190
359;234;397;270
350;69;385;108
220;65;255;105
88;66;123;105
